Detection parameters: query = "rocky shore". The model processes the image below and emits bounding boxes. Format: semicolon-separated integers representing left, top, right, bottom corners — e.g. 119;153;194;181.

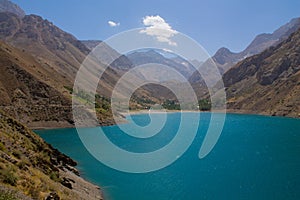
0;110;104;200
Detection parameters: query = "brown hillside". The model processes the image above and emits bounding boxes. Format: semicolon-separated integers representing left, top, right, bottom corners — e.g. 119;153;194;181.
223;28;300;117
0;40;75;127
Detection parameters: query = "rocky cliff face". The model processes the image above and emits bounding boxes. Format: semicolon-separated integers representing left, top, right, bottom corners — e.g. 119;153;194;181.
223;28;300;117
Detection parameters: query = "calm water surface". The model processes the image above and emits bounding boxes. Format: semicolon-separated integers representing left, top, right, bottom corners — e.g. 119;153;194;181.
35;113;300;200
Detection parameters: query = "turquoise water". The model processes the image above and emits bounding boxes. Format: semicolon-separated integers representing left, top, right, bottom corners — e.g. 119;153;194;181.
35;113;300;200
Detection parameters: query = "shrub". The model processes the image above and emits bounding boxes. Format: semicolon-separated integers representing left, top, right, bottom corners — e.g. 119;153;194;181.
198;99;212;111
49;171;60;182
12;150;22;159
0;142;5;151
0;190;18;200
1;167;18;186
63;86;73;94
17;158;29;170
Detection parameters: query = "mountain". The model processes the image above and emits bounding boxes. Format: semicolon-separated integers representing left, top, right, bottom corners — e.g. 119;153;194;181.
0;40;76;128
223;28;300;117
0;12;89;85
127;49;196;81
82;42;197;79
0;3;111;198
81;41;199;106
213;17;300;73
243;17;300;56
0;0;25;18
82;40;135;71
0;110;103;200
81;40;102;51
212;47;240;74
189;17;300;87
0;11;166;125
0;12;126;127
0;12;124;97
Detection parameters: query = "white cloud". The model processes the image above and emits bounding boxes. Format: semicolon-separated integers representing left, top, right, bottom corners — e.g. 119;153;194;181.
140;15;178;46
108;20;120;27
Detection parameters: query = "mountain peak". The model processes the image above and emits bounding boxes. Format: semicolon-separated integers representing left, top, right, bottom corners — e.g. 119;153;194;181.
214;47;235;58
208;16;300;74
213;47;237;65
272;17;300;39
242;17;300;56
0;0;25;18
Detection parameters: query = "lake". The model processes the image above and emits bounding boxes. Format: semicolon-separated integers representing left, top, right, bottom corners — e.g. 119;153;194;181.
35;112;300;200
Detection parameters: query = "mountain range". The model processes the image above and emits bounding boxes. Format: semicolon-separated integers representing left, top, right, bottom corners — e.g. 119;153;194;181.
0;0;299;120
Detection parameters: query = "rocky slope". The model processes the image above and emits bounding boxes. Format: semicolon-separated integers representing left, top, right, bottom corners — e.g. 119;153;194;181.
0;40;76;128
0;11;129;98
0;11;126;127
0;110;103;199
0;11;162;119
0;0;25;18
0;39;120;128
0;12;89;85
223;28;300;117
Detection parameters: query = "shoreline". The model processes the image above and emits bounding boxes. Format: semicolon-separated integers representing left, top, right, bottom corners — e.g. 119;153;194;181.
31;109;300;131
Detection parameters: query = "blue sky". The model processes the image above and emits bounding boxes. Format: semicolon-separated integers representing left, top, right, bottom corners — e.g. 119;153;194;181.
11;0;300;55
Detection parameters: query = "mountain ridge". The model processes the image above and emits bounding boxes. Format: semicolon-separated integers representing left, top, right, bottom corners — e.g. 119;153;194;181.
213;17;300;73
223;27;300;117
127;49;196;80
0;0;25;18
